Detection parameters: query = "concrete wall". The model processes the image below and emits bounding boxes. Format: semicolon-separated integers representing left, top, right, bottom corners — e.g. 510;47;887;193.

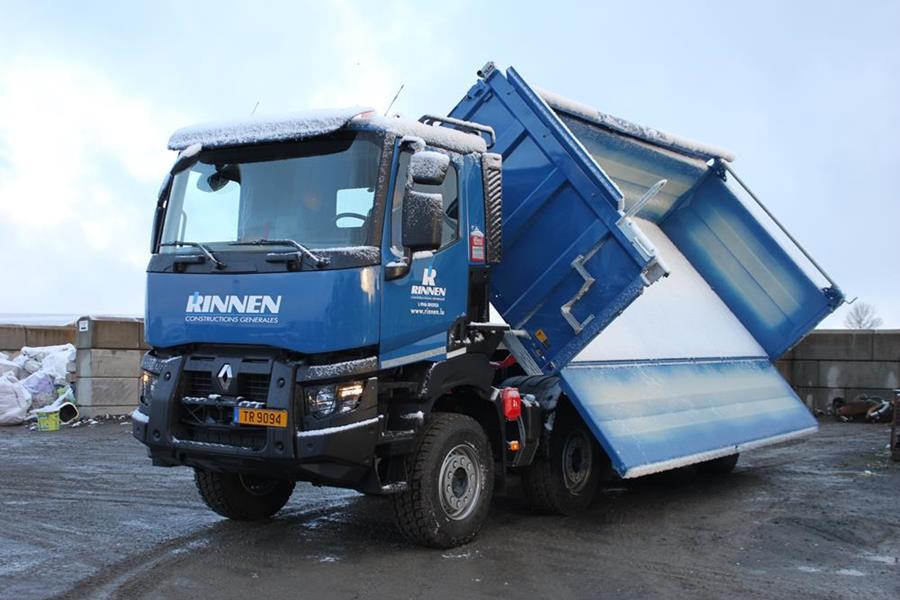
0;324;75;356
1;318;144;419
74;317;146;418
777;329;900;412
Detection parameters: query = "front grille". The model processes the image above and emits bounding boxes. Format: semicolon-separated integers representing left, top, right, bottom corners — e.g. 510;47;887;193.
182;425;267;451
181;370;270;402
177;368;272;451
178;401;268;451
183;371;214;397
237;373;270;402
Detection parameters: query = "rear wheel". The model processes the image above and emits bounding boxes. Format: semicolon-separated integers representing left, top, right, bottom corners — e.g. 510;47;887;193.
194;470;295;520
698;453;739;475
522;410;601;515
393;413;494;548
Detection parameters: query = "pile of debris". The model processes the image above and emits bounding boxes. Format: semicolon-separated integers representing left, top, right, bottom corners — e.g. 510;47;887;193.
0;344;76;426
830;394;896;424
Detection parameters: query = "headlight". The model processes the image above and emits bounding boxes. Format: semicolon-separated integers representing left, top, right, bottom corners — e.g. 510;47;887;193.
140;370;158;406
304;381;364;419
336;381;364;414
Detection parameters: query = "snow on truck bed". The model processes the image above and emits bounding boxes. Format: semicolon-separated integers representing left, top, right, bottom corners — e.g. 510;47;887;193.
537;87;735;163
573;218;765;363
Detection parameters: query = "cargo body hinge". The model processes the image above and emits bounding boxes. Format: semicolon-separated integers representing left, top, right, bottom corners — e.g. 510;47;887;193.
560;254;596;334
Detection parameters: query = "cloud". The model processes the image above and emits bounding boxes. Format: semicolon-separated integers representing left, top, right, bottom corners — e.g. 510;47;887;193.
0;59;183;314
0;2;461;317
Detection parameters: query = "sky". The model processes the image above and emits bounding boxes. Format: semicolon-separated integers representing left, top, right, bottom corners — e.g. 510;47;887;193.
0;0;897;327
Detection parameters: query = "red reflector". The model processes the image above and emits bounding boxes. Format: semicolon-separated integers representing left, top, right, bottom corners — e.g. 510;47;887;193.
501;388;522;421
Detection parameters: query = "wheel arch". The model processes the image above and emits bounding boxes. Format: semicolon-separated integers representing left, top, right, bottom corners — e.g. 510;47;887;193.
431;386;503;475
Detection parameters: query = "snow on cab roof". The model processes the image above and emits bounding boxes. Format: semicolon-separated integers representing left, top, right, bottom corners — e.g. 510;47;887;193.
537;88;735;163
167;107;373;151
355;114;487;154
167;108;488;154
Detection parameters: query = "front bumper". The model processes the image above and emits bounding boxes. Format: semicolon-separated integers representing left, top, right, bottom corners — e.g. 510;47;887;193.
132;351;383;489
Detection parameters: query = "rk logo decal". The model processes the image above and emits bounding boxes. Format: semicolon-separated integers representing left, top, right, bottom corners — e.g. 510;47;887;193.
422;267;437;287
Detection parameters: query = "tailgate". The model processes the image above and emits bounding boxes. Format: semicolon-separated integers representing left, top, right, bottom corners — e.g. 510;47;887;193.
560;358;817;478
449;64;666;374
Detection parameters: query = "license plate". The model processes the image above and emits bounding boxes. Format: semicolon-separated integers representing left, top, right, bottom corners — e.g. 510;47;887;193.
234;407;288;428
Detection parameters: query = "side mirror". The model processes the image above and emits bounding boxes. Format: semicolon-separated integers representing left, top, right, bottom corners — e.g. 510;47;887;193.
402;190;443;251
408;151;449;185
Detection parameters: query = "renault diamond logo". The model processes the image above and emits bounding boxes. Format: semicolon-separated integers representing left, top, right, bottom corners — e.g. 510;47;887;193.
217;364;233;391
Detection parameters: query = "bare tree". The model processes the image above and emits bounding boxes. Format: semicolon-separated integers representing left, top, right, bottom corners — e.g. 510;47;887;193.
844;302;884;329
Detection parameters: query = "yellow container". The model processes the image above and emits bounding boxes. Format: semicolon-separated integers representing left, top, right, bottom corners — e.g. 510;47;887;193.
37;410;60;432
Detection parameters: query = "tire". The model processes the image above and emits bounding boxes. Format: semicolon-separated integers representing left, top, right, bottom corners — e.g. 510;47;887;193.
698;453;739;475
392;413;494;548
522;410;601;515
194;469;295;521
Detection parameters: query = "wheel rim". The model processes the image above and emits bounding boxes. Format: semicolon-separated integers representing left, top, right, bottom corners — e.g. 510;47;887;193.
561;430;592;494
438;443;483;521
238;474;277;496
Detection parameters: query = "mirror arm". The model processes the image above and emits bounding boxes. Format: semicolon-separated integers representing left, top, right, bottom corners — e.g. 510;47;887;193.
384;251;411;281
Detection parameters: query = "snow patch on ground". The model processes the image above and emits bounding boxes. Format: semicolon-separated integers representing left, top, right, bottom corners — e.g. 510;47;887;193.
316;555;340;563
442;550;478;560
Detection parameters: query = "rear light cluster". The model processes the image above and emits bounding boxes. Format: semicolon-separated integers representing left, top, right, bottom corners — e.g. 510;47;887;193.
501;387;522;421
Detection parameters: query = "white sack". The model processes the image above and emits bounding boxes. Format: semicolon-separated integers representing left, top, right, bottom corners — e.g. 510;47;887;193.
20;344;75;384
0;357;22;378
0;372;32;425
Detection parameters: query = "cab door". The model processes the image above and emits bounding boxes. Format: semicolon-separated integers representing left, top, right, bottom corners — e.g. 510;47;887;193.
379;149;469;369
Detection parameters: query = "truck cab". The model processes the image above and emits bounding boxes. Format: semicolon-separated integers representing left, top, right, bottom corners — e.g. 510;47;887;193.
134;109;514;547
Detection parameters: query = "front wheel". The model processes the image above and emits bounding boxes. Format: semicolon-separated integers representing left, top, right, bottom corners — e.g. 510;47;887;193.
392;413;494;548
194;470;295;520
522;410;602;515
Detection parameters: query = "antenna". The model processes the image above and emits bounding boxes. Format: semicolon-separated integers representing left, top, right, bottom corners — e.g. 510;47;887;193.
384;84;404;116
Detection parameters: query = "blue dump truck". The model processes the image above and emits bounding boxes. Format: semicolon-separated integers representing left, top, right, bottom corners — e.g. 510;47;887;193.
132;63;843;548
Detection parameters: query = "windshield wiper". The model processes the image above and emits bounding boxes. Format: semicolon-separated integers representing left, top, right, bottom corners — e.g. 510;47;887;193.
159;241;226;270
229;239;329;268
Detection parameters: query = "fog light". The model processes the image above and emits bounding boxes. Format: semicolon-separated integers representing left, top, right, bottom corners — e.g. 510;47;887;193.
140;370;158;406
305;385;337;419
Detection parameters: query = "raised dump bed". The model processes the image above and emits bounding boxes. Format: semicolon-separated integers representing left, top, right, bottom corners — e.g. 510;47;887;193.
450;64;843;477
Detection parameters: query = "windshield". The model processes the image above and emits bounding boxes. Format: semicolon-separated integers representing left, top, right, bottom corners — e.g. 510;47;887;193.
160;133;384;254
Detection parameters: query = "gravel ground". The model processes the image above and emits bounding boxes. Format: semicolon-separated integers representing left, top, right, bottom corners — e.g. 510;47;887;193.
0;419;897;600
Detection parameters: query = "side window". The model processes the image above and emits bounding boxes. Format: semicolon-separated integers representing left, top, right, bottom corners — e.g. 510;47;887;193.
390;152;458;257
